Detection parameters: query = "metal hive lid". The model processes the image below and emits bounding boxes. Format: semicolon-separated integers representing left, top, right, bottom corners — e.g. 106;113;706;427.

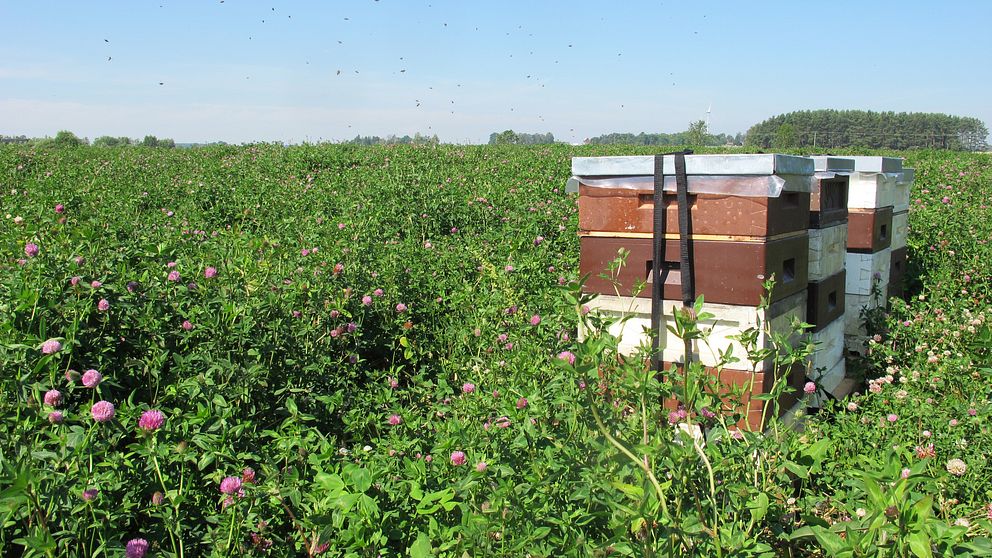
571;153;814;176
811;156;855;172
847;156;904;173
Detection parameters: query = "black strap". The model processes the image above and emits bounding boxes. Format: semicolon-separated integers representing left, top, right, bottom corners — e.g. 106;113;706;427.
674;153;694;309
650;155;665;373
651;150;693;375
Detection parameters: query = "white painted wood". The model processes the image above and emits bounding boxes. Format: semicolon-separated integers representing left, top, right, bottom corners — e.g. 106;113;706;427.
809;223;847;281
893;168;914;212
845;334;869;355
893;186;912;213
809;317;845;378
845;248;891;295
585;291;807;371
572;154;814;176
848;172;899;209
844;292;885;337
891;211;908;250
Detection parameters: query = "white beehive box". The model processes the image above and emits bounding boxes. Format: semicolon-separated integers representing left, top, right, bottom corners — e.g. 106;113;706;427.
809;317;844;376
844;292;885;337
893;168;914;213
809;223;847;281
848;173;900;209
587;291;807;371
891;211;909;250
846;156;904;210
846;248;892;296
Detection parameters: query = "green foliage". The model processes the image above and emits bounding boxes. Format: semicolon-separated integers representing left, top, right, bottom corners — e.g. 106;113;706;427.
586;127;737;147
746;109;990;151
0;144;990;556
772;123;798;149
93;136;134;148
343;133;440;146
487;130;557;145
685;120;708;147
53;130;86;147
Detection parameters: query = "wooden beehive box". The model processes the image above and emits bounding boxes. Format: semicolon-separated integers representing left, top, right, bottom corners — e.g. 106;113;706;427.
844;291;885;338
809;224;847;282
574;154;813;306
809;316;845;383
809;156;852;228
847;207;893;252
845;248;892;296
589;290;807;373
892;211;909;250
846;156;904;209
807;270;845;330
894;168;914;213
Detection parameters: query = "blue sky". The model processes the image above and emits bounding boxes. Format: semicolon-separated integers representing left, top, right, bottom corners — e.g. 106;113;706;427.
1;1;989;144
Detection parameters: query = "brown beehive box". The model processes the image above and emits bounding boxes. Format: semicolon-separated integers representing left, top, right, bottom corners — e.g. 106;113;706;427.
810;156;853;228
659;361;807;431
807;270;845;331
580;234;808;305
573;153;813;239
810;178;849;228
847;207;893;253
578;183;810;237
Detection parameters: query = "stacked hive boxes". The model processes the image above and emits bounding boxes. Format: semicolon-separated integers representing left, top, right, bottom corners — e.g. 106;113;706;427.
808;157;853;395
843;157;903;350
890;167;914;299
573;154;813;429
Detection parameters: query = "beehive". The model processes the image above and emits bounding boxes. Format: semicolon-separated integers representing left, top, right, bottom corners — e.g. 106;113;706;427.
807;156;853;396
574;154;814;429
841;156;903;348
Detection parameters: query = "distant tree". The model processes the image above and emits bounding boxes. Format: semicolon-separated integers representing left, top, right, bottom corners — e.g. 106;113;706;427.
54;130;85;147
686;120;708;146
93;136;133;147
492;130;519;145
772;123;798;149
157;138;176;149
142;135;159;148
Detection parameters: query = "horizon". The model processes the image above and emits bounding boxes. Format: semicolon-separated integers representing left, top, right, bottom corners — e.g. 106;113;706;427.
2;1;990;144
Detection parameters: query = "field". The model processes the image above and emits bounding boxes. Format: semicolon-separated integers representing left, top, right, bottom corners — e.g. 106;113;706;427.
1;144;991;557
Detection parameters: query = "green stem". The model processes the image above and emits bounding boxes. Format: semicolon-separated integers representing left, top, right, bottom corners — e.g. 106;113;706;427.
691;437;723;558
586;390;668;518
151;440;180;558
226;506;236;555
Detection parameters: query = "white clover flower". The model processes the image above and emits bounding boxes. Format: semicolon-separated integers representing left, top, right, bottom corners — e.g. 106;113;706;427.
946;458;967;476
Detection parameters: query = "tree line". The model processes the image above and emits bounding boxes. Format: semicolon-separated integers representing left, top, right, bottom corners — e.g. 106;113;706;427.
488;131;557;145
585;125;741;147
745;110;989;151
0;131;177;148
343;133;440;146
